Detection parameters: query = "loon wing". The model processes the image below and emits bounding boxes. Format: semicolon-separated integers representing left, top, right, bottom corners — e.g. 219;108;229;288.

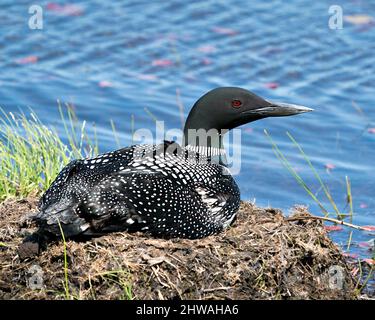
35;145;138;237
76;165;239;239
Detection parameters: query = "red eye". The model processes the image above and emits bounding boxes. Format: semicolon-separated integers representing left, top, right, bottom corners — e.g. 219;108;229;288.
232;100;242;108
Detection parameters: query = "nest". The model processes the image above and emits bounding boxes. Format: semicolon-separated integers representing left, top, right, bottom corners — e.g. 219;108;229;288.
0;197;358;299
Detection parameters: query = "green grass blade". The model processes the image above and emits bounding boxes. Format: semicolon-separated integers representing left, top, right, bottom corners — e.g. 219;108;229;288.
110;119;121;148
264;130;329;215
57;219;70;300
286;132;341;216
131;115;135;144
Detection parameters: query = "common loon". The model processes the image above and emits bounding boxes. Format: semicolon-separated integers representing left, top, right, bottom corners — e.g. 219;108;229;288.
35;87;312;240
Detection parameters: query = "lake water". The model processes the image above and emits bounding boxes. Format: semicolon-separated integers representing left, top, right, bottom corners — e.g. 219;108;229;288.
1;1;374;269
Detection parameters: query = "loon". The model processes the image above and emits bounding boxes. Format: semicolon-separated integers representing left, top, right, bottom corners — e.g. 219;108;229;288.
35;87;312;240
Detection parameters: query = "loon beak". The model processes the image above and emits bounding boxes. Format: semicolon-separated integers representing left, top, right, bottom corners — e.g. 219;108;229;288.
258;101;313;117
242;101;313;117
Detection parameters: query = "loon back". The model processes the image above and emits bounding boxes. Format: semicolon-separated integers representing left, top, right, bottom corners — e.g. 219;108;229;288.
36;141;240;239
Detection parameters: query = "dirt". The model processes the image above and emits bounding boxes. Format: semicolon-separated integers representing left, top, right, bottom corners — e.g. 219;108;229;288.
0;197;364;300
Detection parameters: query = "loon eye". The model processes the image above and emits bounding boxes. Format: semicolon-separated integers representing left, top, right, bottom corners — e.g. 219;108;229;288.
232;100;242;108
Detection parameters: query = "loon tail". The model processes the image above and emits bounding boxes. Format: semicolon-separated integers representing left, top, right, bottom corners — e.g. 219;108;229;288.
33;204;89;239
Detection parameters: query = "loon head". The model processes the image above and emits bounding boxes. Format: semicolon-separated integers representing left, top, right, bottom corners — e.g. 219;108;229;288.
183;87;313;134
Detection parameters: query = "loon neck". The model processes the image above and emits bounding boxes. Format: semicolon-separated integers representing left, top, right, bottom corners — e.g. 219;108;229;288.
183;101;228;165
183;129;227;166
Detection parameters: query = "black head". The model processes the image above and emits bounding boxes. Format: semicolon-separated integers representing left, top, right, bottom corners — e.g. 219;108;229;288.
183;87;312;134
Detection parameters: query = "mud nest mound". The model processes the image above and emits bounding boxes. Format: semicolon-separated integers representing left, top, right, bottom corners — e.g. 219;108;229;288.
0;197;358;300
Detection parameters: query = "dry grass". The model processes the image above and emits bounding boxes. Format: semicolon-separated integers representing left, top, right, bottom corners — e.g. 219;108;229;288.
0;198;361;300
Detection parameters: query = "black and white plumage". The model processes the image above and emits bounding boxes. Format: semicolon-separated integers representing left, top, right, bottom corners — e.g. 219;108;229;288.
35;87;312;240
37;142;240;239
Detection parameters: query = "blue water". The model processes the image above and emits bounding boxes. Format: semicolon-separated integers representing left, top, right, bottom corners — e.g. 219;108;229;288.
1;1;374;264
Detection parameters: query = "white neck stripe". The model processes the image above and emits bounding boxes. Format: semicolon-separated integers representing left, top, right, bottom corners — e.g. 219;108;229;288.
184;145;226;156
